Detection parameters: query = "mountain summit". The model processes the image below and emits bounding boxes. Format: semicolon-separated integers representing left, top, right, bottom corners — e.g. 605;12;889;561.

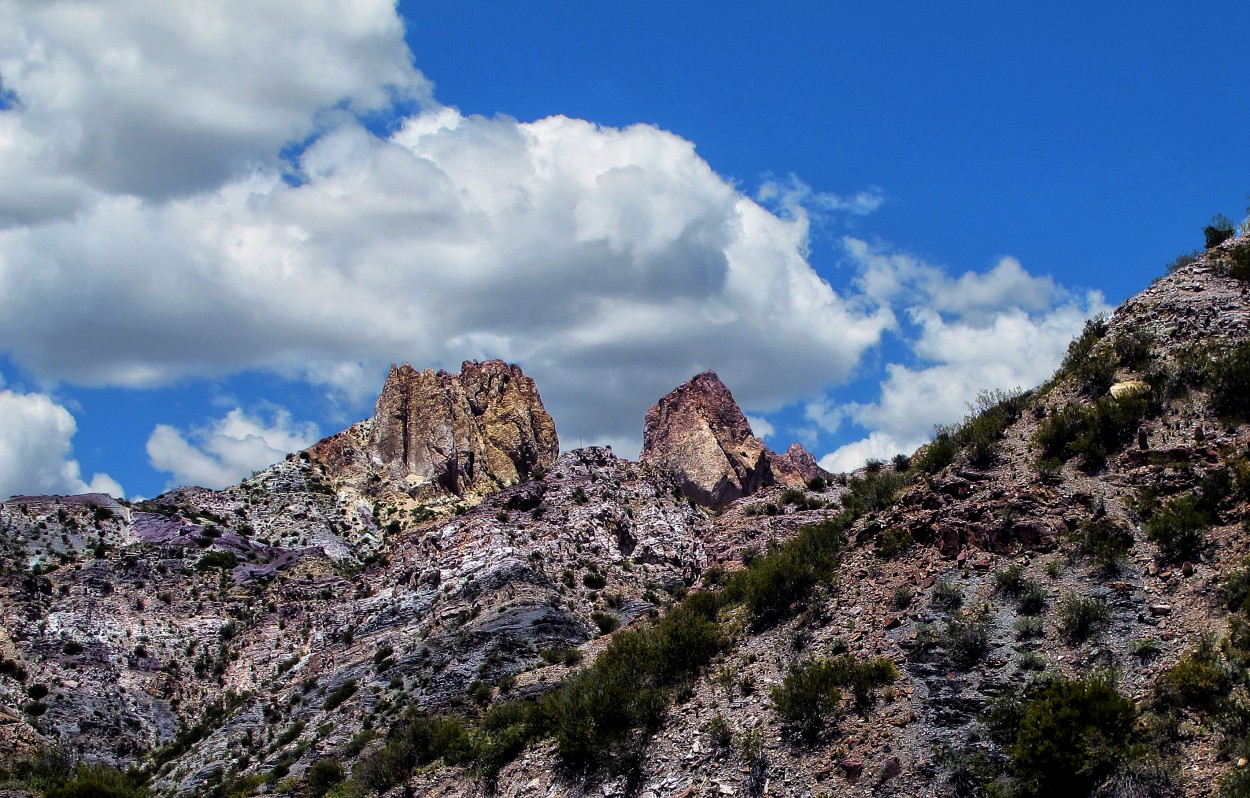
308;360;558;501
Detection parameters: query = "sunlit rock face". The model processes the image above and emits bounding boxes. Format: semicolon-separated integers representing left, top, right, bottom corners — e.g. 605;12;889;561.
309;360;560;501
640;371;774;509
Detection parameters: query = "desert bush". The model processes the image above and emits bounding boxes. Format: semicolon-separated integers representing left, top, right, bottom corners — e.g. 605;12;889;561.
1014;580;1047;616
998;673;1139;797
940;608;992;669
1208;341;1250;422
1227;241;1250;281
1221;559;1250;614
993;562;1028;595
769;655;897;743
41;763;148;798
322;680;357;712
728;517;847;627
890;586;913;610
1145;493;1208;562
1114;327;1155;370
1206;214;1236;249
841;469;910;516
582;572;607;590
953;389;1031;468
1033;392;1152;471
1015;616;1045;639
875;527;913;559
1166;250;1200;274
914;429;958;474
1076;517;1132;573
304;759;344;797
590;611;618;635
1152;637;1231;713
195;551;238;572
1057;594;1111;643
931;579;964;613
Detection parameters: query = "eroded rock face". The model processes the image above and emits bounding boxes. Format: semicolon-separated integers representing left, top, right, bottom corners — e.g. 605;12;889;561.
640;371;774;508
769;442;832;487
309;360;559;500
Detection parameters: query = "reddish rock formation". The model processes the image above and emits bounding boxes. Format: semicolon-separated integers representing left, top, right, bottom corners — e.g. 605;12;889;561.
769;442;832;487
640;371;774;508
309;360;559;499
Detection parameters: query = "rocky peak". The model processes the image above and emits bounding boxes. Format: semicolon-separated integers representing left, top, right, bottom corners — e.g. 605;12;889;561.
769;442;832;487
639;371;774;508
309;360;559;500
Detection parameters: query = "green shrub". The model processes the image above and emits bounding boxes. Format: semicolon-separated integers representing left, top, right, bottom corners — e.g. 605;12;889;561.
1014;580;1047;616
890;586;913;610
1057;594;1111;643
1015;616;1045;639
993;563;1027;595
1166;250;1200;274
322;680;357;711
1076;517;1132;573
1152;637;1231;713
842;469;911;516
42;763;148;798
931;579;963;613
1208;341;1250;422
1228;241;1250;281
304;759;345;797
940;609;992;669
769;655;897;743
952;389;1031;468
728;517;847;627
1206;214;1236;249
1222;559;1250;614
875;527;913;559
915;429;958;474
1145;493;1208;562
1000;674;1138;797
541;591;724;771
582;572;607;590
1017;651;1046;672
590;612;619;635
1114;328;1155;370
195;551;238;572
1033;392;1152;471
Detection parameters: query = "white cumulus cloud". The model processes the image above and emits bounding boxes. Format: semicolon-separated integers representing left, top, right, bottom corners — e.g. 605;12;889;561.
0;0;427;219
0;103;894;454
146;407;320;490
819;240;1110;473
0;389;122;498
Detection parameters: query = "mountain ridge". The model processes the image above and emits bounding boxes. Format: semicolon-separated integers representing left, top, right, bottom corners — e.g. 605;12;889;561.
4;232;1250;798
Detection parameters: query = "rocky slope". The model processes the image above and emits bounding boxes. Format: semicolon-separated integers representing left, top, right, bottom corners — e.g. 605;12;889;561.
5;236;1250;798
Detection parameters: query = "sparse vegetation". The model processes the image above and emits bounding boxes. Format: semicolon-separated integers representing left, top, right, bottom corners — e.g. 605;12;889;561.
1057;594;1111;643
769;655;897;743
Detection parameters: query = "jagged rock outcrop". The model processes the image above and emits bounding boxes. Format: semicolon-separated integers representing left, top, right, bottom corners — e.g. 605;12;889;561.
639;371;774;509
768;442;832;487
309;360;559;501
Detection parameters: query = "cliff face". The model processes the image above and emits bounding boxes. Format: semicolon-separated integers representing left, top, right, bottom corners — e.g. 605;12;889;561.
309;360;559;500
639;371;774;509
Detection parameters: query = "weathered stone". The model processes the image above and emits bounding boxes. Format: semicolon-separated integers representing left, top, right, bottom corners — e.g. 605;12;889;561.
309;360;558;500
640;371;773;508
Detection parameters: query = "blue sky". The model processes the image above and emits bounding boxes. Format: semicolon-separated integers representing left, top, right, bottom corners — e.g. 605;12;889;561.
0;1;1247;500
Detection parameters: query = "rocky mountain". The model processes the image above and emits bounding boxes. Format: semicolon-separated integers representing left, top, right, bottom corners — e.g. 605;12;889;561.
309;360;559;505
5;234;1250;798
639;371;829;509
